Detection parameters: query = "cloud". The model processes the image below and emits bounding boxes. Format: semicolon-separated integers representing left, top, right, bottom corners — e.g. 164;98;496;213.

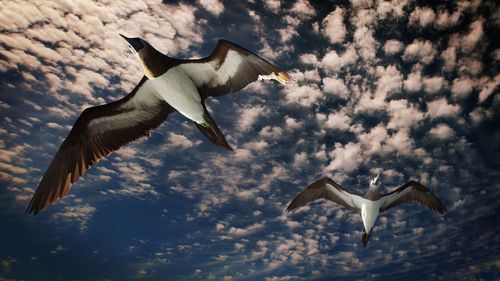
404;70;422;92
290;0;316;19
478;74;500;103
299;53;318;65
264;0;281;14
460;19;484;54
198;0;224;16
426;98;461;119
387;99;424;129
293;152;309;169
451;77;475;99
322;77;349;99
166;132;198;149
402;40;437;64
429;124;455;140
281;83;324;107
325;142;362;173
316;111;351;131
351;8;378;62
237;105;270;131
259;126;284;139
355;64;403;112
434;8;462;29
228;222;266;237
383;39;403;55
409;7;436;28
321;46;358;72
52;202;97;231
422;76;447;94
321;7;346;44
285;117;302;130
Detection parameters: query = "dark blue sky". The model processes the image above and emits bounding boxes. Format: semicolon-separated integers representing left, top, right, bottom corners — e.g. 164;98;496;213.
0;0;499;280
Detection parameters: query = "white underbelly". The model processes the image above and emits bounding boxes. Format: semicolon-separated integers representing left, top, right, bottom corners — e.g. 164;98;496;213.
361;200;380;232
150;66;205;124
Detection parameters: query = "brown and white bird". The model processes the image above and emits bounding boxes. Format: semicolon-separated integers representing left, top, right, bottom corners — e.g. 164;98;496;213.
27;35;291;214
286;174;447;247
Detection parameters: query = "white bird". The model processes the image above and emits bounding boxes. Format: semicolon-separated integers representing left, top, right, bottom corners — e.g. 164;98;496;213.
286;174;447;247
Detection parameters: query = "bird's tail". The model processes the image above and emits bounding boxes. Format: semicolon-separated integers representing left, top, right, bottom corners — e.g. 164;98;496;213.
194;106;233;151
362;229;372;248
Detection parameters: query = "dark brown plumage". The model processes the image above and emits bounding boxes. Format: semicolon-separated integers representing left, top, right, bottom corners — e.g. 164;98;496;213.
379;180;447;214
286;177;362;213
27;77;174;214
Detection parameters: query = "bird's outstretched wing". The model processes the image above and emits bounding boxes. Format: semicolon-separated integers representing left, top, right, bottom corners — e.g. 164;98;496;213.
286;178;364;213
379;180;447;214
179;39;291;98
27;77;175;215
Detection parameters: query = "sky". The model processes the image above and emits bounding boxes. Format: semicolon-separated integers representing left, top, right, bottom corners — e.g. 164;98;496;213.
0;0;499;280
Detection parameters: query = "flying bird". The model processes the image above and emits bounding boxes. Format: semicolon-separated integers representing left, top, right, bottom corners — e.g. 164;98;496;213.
27;35;291;215
286;174;447;247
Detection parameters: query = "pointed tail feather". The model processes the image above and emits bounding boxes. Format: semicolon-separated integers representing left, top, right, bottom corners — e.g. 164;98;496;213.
362;230;372;248
195;108;233;151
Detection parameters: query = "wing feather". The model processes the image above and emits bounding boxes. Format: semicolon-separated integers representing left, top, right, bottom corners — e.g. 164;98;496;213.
27;77;175;214
379;180;447;214
286;178;363;213
180;39;291;99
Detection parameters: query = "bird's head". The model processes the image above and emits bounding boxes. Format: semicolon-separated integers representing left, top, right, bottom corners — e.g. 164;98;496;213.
370;173;381;188
120;34;163;78
120;34;147;55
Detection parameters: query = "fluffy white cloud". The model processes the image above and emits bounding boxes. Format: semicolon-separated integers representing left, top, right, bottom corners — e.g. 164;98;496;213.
478;74;500;103
322;7;346;44
198;0;224;16
422;76;447;94
461;19;484;54
299;53;319;65
355;64;403;112
321;46;358;72
317;111;351;131
383;39;403;55
429;124;455;140
451;77;475;99
426;98;461;119
285;117;302;130
322;77;349;99
293;152;309;169
404;70;422;92
281;83;324;107
434;8;462;29
325;142;362;173
228;222;266;237
351;8;378;62
290;0;316;19
402;40;437;64
238;106;270;131
409;7;436;28
441;45;458;72
264;0;281;13
384;129;415;155
166;132;197;149
387;99;424;129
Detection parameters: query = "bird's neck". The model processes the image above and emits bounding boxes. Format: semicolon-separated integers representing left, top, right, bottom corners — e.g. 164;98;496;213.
364;186;380;200
139;47;177;78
